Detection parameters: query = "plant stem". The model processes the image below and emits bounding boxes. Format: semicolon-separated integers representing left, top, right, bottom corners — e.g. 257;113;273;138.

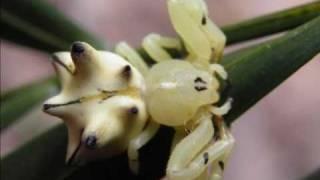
222;1;320;44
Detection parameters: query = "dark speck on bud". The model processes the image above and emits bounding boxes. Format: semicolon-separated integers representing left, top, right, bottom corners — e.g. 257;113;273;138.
85;135;97;149
43;104;51;111
129;106;139;115
122;65;132;79
72;42;85;54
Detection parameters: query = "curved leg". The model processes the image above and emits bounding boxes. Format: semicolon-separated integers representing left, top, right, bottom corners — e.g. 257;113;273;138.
209;124;235;180
128;121;160;174
142;33;182;63
211;98;233;116
210;64;228;80
168;0;226;66
170;128;187;152
166;116;233;180
115;42;149;76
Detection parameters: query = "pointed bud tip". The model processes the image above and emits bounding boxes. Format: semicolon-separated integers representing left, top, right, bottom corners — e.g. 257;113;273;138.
71;42;85;54
42;104;51;112
84;135;97;149
129;106;139;115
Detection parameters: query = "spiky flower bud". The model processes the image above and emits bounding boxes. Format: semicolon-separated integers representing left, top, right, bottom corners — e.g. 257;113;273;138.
43;42;147;164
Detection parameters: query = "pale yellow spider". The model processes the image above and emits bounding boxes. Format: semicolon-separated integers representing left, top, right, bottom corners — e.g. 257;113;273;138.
116;0;234;179
43;0;234;179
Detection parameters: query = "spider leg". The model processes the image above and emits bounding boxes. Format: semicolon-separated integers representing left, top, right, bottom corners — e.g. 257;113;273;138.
115;42;149;76
170;128;187;152
211;97;233;116
208;123;234;180
142;33;182;63
166;116;233;180
168;0;226;67
210;64;228;80
127;121;160;174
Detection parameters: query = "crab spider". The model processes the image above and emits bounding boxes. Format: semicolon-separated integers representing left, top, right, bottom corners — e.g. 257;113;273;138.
116;0;234;179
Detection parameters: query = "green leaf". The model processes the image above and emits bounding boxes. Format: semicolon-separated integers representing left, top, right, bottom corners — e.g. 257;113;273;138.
0;125;68;180
2;15;319;180
222;1;320;44
0;77;58;131
1;0;105;52
222;15;320;123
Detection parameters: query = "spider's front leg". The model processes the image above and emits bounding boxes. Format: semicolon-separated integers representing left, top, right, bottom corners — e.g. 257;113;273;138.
166;115;234;180
142;33;182;62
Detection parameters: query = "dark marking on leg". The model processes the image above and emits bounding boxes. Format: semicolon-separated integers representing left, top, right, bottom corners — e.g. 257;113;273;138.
203;152;209;165
218;161;224;170
201;15;207;25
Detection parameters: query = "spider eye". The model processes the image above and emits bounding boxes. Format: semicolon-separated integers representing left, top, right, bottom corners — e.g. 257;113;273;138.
71;42;85;54
84;135;97;149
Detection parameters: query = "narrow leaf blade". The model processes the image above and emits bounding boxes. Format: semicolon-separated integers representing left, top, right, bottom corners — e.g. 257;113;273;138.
223;1;320;44
0;77;58;131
